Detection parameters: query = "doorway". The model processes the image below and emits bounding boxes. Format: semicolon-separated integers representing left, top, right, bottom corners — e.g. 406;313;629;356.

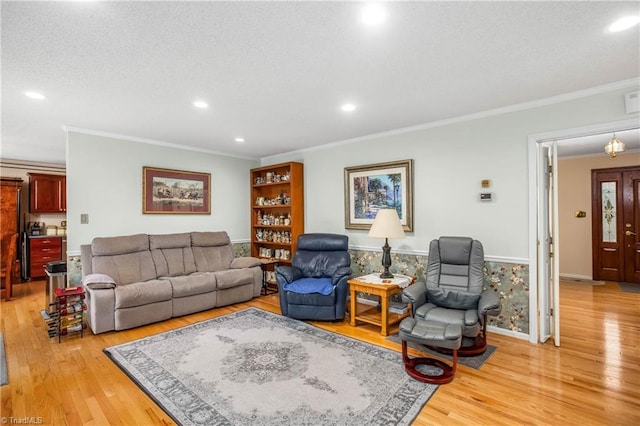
592;166;640;284
527;118;640;346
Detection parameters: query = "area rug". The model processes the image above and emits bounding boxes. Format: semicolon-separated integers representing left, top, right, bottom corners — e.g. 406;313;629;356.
1;333;8;386
385;334;496;370
618;282;640;294
104;308;438;425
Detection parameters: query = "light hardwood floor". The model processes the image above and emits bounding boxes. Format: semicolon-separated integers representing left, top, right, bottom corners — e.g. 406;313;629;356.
1;279;638;425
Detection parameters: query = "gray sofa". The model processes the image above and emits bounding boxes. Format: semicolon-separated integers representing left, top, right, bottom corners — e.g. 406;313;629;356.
80;231;262;334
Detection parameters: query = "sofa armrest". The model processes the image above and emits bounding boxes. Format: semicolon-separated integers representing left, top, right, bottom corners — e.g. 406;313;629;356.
331;266;352;285
402;281;427;315
230;256;261;269
84;286;116;334
478;289;502;318
275;265;302;285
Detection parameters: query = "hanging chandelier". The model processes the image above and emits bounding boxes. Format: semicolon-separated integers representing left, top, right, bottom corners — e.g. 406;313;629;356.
604;133;625;158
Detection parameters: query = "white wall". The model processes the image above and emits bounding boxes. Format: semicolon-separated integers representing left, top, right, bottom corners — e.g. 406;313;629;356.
66;131;259;253
264;84;639;260
64;83;639;260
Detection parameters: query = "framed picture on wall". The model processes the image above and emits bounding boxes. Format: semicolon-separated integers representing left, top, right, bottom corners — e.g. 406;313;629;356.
142;166;211;214
344;159;413;231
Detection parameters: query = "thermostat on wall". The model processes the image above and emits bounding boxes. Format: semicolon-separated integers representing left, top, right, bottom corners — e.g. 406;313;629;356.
480;193;492;201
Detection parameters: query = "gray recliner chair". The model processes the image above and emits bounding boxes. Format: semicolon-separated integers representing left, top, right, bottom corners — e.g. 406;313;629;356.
276;233;352;321
402;236;502;355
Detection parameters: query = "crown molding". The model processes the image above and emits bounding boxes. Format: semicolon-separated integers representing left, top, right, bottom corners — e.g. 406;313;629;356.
63;126;258;161
261;78;640;162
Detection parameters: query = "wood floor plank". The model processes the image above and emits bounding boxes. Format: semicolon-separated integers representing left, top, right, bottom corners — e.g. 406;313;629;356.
1;279;638;425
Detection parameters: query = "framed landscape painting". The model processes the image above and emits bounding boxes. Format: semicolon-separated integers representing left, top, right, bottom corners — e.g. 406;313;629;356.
344;159;413;231
142;166;211;214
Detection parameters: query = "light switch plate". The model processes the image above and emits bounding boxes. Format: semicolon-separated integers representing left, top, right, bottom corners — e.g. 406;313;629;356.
81;214;89;224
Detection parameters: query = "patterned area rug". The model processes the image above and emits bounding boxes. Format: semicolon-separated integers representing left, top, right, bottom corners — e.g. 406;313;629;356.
104;308;438;425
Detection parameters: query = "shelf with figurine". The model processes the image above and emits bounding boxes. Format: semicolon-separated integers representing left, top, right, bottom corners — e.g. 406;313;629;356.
250;162;303;262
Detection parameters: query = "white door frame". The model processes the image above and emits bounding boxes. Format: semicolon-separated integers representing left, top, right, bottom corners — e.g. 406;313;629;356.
537;143;558;344
527;118;639;344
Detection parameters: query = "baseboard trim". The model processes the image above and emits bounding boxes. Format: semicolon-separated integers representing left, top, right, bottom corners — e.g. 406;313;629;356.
559;273;593;281
488;325;529;341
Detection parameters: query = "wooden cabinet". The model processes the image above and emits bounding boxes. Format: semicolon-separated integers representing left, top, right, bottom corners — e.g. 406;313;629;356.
30;237;62;279
28;173;66;213
0;177;22;294
251;162;304;290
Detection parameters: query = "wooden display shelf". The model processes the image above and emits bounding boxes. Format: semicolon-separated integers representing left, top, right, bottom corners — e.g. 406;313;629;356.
250;162;304;262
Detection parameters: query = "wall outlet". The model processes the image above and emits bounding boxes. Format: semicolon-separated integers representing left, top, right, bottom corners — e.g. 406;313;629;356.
80;214;89;224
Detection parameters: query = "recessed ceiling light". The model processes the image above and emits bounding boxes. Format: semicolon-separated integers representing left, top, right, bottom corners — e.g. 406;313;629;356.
341;103;356;112
235;137;245;143
361;4;386;26
25;91;46;100
193;100;209;109
608;16;640;32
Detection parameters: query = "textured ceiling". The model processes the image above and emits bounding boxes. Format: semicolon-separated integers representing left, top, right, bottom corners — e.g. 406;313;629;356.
1;1;639;164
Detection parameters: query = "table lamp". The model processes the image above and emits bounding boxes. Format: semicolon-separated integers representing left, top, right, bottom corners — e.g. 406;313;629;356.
368;209;405;278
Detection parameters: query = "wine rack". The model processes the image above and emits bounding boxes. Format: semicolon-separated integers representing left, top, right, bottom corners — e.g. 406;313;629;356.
46;287;87;342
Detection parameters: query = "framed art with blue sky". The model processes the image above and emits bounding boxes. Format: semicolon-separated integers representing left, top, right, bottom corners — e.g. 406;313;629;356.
344;159;413;231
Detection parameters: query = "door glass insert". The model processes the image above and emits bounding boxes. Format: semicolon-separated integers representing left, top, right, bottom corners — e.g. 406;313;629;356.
601;182;617;242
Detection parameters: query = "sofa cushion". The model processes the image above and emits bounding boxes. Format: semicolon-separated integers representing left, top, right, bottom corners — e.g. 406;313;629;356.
283;277;334;295
149;233;191;250
152;247;197;277
230;257;261;269
166;274;216;298
114;279;173;309
191;232;234;272
92;250;158;285
191;231;230;247
284;291;336;306
91;234;149;256
426;286;480;310
150;233;197;277
213;269;254;290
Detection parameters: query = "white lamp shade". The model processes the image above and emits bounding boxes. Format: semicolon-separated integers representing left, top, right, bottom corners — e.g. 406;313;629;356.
368;209;405;239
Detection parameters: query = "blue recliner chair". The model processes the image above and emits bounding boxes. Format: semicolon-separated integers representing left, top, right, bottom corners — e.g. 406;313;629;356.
276;233;352;321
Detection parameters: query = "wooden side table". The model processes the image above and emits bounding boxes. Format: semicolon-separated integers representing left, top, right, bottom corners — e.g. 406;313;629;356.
347;273;414;336
259;258;279;295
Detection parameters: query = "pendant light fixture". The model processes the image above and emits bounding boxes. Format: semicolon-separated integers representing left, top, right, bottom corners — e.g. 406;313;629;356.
604;133;625;158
